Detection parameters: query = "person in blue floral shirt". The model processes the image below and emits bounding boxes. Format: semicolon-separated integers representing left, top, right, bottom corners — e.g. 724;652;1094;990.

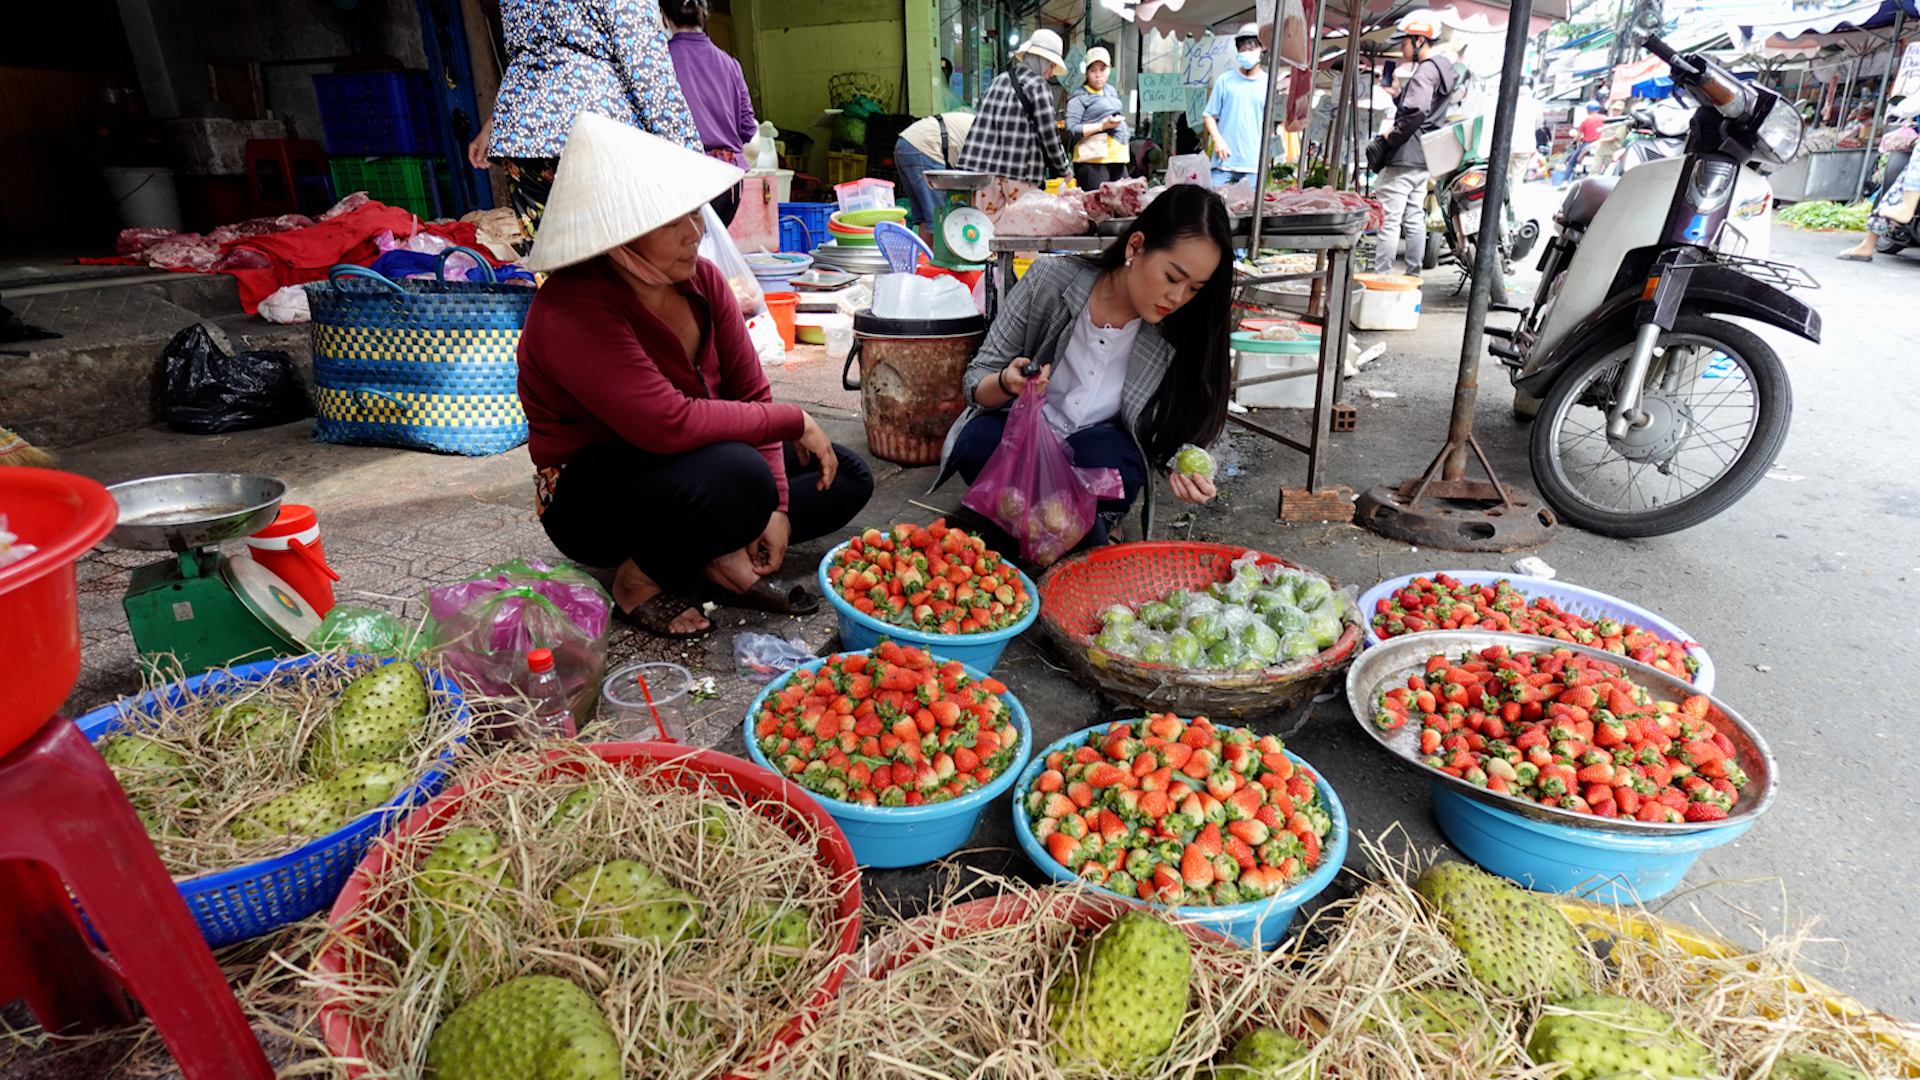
469;0;701;249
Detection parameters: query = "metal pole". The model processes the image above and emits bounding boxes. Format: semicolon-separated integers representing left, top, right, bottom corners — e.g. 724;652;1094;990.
1854;4;1906;201
1444;0;1533;480
1303;0;1330;169
1249;60;1284;250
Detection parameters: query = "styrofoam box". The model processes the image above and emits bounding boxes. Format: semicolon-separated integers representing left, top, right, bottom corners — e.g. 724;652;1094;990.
1234;349;1319;409
1352;283;1422;330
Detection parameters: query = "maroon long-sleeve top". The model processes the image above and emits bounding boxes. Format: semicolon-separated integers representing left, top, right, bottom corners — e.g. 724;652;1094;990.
517;256;806;509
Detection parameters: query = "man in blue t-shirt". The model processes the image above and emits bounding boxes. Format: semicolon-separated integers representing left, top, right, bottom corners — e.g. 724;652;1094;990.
1202;24;1273;188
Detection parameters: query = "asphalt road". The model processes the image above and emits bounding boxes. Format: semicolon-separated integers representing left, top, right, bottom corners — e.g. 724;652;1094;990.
859;188;1920;1021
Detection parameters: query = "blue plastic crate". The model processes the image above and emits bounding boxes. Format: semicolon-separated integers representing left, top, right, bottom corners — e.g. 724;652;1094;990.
75;655;470;947
780;202;836;253
313;71;441;156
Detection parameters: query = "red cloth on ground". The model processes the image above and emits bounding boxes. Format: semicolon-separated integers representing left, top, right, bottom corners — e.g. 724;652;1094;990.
75;203;503;314
517;256;804;510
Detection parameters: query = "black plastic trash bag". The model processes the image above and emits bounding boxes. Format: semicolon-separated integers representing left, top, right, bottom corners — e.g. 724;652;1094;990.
161;323;313;434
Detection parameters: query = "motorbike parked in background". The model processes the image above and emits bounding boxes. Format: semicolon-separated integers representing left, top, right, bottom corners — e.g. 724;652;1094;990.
1873;148;1916;254
1423;142;1539;306
1489;33;1817;538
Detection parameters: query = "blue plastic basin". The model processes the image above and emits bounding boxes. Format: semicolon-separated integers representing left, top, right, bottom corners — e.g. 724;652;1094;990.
75;654;468;947
1011;725;1349;950
742;651;1033;869
1431;783;1755;904
817;540;1039;674
1356;571;1714;693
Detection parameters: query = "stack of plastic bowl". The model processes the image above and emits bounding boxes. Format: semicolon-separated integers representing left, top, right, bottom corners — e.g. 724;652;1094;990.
747;251;813;293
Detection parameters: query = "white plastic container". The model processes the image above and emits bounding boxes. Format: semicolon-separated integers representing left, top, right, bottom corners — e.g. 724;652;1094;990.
1351;273;1422;331
1234;348;1320;409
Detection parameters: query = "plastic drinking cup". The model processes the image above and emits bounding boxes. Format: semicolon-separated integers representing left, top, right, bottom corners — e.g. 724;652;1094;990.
600;662;692;742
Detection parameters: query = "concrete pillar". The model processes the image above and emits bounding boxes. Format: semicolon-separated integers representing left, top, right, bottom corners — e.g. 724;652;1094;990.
115;0;179;118
905;0;940;116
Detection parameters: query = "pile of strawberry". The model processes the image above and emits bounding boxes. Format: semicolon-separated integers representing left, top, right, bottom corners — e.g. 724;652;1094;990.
1371;574;1699;682
826;520;1031;636
1372;644;1749;823
753;640;1022;807
1021;714;1334;907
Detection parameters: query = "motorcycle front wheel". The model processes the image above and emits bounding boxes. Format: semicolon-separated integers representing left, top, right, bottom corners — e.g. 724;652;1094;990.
1529;315;1791;538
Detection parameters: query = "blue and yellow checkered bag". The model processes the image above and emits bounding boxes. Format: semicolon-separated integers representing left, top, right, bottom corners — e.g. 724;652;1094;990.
306;248;536;456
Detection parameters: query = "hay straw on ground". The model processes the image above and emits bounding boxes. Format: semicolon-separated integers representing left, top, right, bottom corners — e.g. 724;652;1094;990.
99;650;468;880
314;744;859;1080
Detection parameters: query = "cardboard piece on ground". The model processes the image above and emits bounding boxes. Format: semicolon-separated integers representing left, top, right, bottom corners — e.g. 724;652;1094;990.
1279;486;1356;523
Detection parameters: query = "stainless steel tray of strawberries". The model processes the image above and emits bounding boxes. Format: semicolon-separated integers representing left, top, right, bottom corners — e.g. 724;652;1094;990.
1344;631;1775;835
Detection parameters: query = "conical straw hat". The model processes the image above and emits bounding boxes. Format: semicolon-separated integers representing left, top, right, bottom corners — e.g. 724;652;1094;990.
526;112;744;273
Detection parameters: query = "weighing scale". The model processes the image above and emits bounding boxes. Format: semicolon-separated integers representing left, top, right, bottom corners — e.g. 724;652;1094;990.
104;473;321;677
923;170;995;271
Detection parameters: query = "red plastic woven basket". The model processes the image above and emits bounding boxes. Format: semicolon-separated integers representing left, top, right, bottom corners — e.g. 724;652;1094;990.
1036;541;1362;717
314;742;863;1080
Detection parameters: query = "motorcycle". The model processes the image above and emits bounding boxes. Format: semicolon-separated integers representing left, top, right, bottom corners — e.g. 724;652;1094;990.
1604;100;1692;175
1489;33;1817;538
1873;148;1915;254
1425;147;1540;307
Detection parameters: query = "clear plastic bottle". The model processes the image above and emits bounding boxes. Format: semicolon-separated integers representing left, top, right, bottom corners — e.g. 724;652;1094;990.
524;648;577;738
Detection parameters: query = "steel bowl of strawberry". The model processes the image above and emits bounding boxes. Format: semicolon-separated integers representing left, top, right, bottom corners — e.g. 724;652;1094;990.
1010;714;1347;950
819;519;1039;675
1356;571;1714;692
1345;629;1776;903
742;639;1032;869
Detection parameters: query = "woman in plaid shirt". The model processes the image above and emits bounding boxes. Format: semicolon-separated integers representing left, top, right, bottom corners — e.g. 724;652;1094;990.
957;29;1072;219
935;184;1235;555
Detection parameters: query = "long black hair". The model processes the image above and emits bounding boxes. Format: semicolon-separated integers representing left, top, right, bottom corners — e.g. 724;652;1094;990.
1083;182;1235;468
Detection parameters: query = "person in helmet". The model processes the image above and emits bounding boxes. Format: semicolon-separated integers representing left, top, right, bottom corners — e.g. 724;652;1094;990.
1203;24;1273;188
1364;10;1457;276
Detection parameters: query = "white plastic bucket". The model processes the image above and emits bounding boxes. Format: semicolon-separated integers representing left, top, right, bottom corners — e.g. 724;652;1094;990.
1351;274;1422;331
101;166;183;231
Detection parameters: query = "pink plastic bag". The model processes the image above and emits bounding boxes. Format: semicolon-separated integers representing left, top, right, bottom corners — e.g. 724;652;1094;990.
961;385;1125;565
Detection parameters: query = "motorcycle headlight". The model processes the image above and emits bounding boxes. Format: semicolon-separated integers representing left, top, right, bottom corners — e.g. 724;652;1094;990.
1754;95;1803;166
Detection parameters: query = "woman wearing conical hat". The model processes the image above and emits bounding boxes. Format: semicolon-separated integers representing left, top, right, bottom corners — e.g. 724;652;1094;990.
518;114;874;637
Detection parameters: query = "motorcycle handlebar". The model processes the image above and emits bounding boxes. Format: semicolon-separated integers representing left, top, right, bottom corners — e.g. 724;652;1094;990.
1637;31;1706;80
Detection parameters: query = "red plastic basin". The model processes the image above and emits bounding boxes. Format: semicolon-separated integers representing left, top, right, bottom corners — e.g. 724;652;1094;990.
0;468;117;757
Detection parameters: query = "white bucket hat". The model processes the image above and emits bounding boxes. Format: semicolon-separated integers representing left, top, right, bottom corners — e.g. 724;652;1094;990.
1016;29;1068;75
526;112;744;273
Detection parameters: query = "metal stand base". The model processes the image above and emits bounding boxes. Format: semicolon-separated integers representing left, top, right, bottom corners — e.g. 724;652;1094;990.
1355;434;1556;552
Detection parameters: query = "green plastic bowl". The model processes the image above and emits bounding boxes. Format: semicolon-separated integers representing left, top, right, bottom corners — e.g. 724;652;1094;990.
834;207;909;229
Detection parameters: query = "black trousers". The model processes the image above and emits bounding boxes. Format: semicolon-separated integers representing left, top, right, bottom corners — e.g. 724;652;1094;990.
1074;162;1125;191
541;440;874;594
711;182;743;227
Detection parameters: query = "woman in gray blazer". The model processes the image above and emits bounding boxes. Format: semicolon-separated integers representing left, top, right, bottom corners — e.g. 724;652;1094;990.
934;183;1235;556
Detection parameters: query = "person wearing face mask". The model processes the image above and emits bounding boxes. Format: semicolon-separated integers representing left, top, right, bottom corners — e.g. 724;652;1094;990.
1202;24;1272;189
958;29;1073;220
517;113;875;638
1362;9;1456;277
933;184;1235;558
1066;47;1132;191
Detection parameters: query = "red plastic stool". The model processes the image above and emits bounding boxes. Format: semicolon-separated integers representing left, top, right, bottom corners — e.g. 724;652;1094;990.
0;717;272;1079
245;138;332;217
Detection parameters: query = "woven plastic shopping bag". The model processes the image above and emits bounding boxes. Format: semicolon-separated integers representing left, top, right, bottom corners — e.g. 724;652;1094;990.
306;246;536;455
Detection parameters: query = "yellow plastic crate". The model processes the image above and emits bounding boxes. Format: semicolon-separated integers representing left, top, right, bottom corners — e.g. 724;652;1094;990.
828;151;867;185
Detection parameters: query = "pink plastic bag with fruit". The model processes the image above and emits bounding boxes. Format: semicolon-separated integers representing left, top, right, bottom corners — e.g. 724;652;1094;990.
961;384;1124;565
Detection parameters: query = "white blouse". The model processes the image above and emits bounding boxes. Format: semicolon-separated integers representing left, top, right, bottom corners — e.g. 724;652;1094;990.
1043;306;1140;439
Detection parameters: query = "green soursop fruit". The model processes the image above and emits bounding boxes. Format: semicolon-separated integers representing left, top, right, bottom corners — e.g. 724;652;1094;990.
549;785;601;826
1415;861;1592;1001
203;702;295;748
411;826;515;966
98;733;187;771
695;802;731;844
1209;1026;1315;1079
424;975;621;1080
747;902;812;977
551;859;700;947
1753;1052;1871;1080
230;761;408;840
1526;994;1712;1080
304;661;428;775
1385;988;1495;1045
1047;909;1191;1072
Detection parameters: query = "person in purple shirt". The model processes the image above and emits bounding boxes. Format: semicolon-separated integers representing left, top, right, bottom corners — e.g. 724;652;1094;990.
663;0;759;226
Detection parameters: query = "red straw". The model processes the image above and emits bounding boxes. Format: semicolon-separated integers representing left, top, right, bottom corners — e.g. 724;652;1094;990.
635;668;668;740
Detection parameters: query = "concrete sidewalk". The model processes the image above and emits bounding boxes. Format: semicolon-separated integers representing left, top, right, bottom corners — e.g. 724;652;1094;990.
36;211;1920;1059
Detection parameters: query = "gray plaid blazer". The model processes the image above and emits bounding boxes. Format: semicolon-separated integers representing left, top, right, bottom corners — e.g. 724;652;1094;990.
933;255;1177;538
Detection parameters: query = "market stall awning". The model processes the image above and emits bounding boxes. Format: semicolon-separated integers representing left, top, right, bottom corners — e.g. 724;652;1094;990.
1735;0;1918;42
1130;0;1566;37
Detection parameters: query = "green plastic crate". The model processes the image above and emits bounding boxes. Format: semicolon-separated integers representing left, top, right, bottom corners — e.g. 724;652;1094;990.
327;155;453;219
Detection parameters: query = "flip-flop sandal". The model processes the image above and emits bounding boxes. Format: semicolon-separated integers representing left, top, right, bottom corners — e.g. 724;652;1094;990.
1836;253;1873;262
612;592;710;638
708;578;820;616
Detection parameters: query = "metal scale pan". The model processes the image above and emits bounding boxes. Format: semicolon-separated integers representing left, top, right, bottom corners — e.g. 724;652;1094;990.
103;473;286;552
